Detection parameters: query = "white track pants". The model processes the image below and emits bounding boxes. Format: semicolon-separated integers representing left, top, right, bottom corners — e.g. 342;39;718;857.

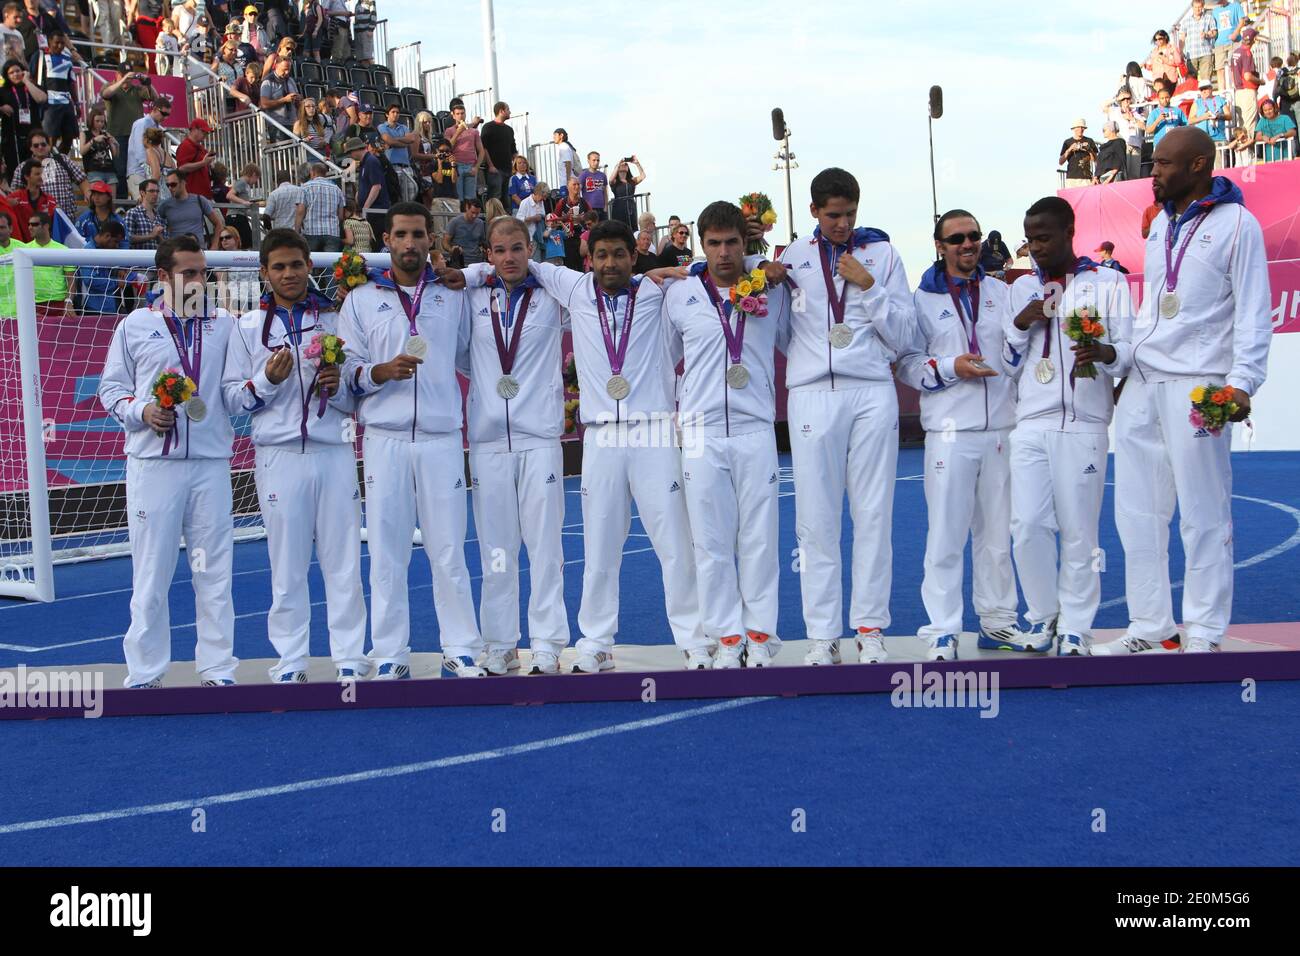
1114;379;1234;642
363;432;482;664
470;443;569;655
681;429;781;643
1009;427;1108;635
255;443;367;679
576;422;706;655
919;428;1018;638
122;457;237;687
787;384;898;640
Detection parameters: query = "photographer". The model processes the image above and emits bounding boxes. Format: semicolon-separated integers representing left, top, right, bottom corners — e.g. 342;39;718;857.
100;63;153;199
430;140;458;200
79;108;119;192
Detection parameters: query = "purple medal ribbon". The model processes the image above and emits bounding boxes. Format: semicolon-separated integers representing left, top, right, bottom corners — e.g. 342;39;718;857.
263;297;329;431
390;271;429;336
1164;208;1211;295
490;286;535;379
818;237;850;332
945;275;981;354
159;306;203;456
594;282;639;378
700;273;746;367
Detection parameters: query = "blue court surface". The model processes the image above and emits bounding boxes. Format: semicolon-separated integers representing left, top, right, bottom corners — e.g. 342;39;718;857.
1;448;1298;865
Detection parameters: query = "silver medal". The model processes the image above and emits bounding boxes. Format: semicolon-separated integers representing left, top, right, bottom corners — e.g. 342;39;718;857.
606;374;631;400
496;374;520;400
829;324;854;349
1034;358;1055;385
405;336;428;359
1159;291;1180;319
726;363;750;389
185;395;208;422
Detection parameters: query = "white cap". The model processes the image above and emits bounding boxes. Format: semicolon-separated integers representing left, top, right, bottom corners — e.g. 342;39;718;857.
1071;118;1088;130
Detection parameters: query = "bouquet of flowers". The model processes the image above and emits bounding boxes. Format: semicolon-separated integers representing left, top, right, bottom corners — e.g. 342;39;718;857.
728;267;770;318
564;398;580;435
1189;384;1240;436
303;332;346;413
150;367;195;429
563;351;579;394
332;249;368;304
739;191;778;256
1064;308;1105;379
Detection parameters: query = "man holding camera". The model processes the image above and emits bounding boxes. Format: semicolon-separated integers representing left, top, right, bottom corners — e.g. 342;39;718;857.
102;62;155;200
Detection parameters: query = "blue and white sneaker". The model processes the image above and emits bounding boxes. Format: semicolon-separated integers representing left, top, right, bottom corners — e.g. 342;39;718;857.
129;677;162;689
200;678;236;687
926;634;958;661
1023;620;1057;653
374;663;411;680
441;656;486;678
1057;632;1089;656
274;671;308;684
336;667;359;683
571;651;615;674
977;624;1033;651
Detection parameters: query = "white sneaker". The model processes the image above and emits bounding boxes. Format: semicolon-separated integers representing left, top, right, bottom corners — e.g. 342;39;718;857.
856;628;888;664
803;638;841;666
927;634;958;661
441;656;486;678
527;650;560;675
571;651;615;674
745;631;778;667
1182;636;1222;653
1092;633;1182;656
1056;632;1090;656
712;639;742;670
481;647;521;676
686;647;716;670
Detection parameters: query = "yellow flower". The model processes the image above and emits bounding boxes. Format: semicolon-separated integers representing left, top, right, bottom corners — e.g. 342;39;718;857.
749;269;766;291
1190;386;1207;404
347;274;363;287
736;279;753;297
323;351;337;364
761;210;777;225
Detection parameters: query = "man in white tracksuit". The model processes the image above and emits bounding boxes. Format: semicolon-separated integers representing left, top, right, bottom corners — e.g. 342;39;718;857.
1093;128;1272;655
775;167;914;666
1002;196;1135;656
338;202;485;679
97;235;240;688
896;209;1026;661
516;219;708;672
663;201;792;669
222;229;368;684
461;217;570;677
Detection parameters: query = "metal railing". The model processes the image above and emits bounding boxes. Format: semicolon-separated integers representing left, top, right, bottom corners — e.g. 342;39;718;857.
374;20;391;70
423;65;456;114
456;88;493;122
505;111;530;159
528;142;564;190
390;42;422;91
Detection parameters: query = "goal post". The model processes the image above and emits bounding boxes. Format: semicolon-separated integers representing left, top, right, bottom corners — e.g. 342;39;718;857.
0;247;393;602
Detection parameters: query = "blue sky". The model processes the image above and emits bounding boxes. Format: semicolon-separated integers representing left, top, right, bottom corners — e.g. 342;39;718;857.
385;0;1174;278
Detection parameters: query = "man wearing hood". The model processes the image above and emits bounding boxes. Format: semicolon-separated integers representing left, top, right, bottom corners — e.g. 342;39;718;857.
1093;127;1272;655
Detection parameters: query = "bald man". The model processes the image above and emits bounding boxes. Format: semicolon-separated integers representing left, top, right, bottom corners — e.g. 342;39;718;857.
1089;128;1272;655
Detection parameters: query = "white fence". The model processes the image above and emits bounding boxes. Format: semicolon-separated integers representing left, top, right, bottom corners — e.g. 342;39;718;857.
390;42;423;91
423;65;457;113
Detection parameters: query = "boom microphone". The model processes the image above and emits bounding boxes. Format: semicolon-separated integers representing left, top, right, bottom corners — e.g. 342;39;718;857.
772;107;786;141
929;86;944;120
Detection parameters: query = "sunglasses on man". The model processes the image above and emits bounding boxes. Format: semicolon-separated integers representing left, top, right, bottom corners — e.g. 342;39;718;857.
941;230;983;246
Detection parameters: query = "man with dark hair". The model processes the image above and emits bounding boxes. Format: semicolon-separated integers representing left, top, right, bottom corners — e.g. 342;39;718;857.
452;216;708;671
378;102;417;201
897;209;1026;660
479;101;516;207
221;228;368;683
27;129;89;220
1095;126;1271;656
345;135;388;241
32;29;81;153
443;197;485;265
662;201;791;668
299;163;345;251
100;61;155;200
578;150;607;221
777;166;915;667
999;195;1133;657
97;234;240;688
25;208;74;313
125;178;166;250
159;169;224;248
7;158;57;242
337;201;486;678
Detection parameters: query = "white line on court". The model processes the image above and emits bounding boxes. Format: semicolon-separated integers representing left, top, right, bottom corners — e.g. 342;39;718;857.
0;696;770;835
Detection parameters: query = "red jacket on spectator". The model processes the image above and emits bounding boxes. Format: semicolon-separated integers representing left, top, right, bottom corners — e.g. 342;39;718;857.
175;133;214;199
6;188;58;242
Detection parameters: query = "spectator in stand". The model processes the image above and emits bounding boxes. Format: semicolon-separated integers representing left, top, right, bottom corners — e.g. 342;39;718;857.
263;0;296;44
429;139;457;200
1228;124;1255;166
294;97;334;157
233;61;262;106
578;209;599;270
80;219;129;315
1190;77;1230;166
1105;91;1146;180
17;0;60;63
1274;52;1300;126
32;30;81;154
352;0;376;66
226;162;261;206
1095;121;1127;184
1255;98;1297;162
1212;0;1246;83
141;126;170;190
354;106;380;147
552;128;578;183
483;197;507;223
977;229;1013;275
479;101;515;206
175;118;217;199
261;34;296;80
0;58;45;175
554;176;589;269
1059;119;1098;187
0;4;24;63
657;221;693;268
7;157;54;241
172;0;199;39
299;161;345;251
578;151;607;220
341;200;372;252
154;16;182;76
378;101;418;201
209;160;232;203
181;15;218;86
216;224;261;311
1144;30;1184;88
126;95;169;199
130;0;170;72
515;179;547;256
215;35;241;89
321;0;352;61
1093;241;1130;274
656;214;681;254
632;228;657;275
28;130;86;219
637;210;657;243
506;155;535;212
1146;87;1187;148
345;135;387;239
207;1;232;34
608;157;644;229
442;196;485;266
541;212;564;265
124;178;166;250
264;168;305;231
446;102;486;204
1231;28;1263;136
260;55;301;143
76;180;127;248
158;168;224;247
238;4;269;56
80;108;119;191
299;0;327;63
1178;0;1219;83
100;63;153;200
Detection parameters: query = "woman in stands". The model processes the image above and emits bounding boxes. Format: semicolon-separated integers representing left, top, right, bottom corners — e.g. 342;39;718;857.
80;108;118;190
294;98;333;156
142;127;172;187
507;154;536;213
0;59;47;176
554;176;590;271
262;36;297;81
608;156;645;230
552;128;579;183
1144;30;1184;88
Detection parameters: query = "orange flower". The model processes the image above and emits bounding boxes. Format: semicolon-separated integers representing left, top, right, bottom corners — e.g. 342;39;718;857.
1211;390;1228;405
159;395;173;408
1093;323;1105;336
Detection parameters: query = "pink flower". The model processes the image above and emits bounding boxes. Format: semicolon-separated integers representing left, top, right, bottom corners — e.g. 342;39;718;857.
739;295;761;313
304;340;323;360
1189;409;1205;428
754;304;769;317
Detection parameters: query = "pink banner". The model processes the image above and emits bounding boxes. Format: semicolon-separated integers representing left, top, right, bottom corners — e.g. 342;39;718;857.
89;70;191;129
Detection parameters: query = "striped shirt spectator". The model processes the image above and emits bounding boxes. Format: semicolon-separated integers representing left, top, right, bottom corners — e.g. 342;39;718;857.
124;181;166;250
300;165;345;250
